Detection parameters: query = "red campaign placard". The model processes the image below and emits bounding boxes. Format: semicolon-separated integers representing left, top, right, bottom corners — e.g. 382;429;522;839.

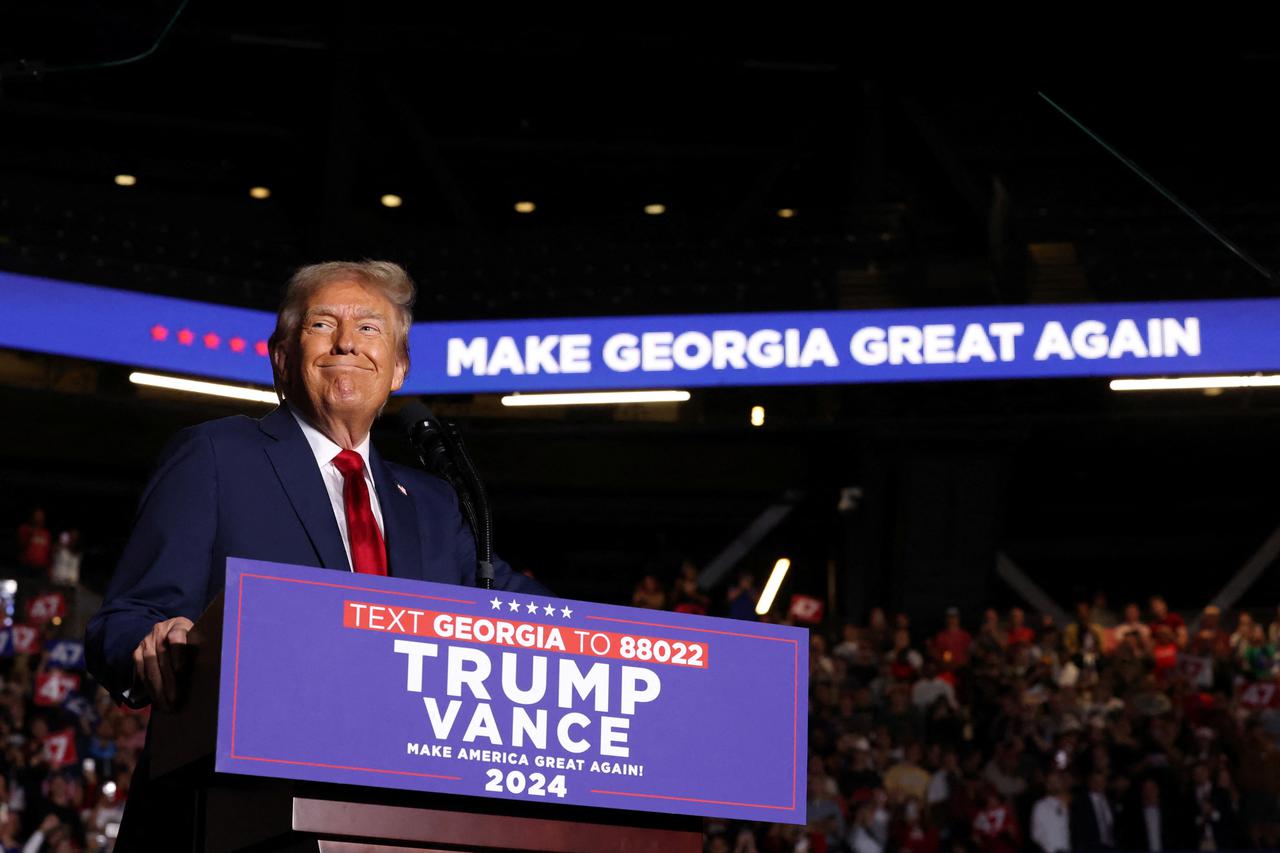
343;601;710;669
35;670;80;707
25;592;66;624
41;729;77;769
788;595;824;625
11;625;42;654
1238;680;1280;710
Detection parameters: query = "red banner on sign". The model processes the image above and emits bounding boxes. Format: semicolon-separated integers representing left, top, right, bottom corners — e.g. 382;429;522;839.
787;595;824;624
41;728;77;769
343;601;710;670
35;670;79;707
1238;680;1280;710
26;592;66;624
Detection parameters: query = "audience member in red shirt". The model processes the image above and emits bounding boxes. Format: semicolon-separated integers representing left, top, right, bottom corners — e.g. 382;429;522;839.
1149;595;1188;649
1006;607;1036;650
16;507;53;573
888;628;924;681
1191;605;1233;658
1152;625;1180;681
933;607;973;670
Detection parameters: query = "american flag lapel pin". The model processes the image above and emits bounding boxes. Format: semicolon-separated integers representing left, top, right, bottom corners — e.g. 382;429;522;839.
396;483;408;496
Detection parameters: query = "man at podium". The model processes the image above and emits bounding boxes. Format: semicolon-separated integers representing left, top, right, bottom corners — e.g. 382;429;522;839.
84;261;545;842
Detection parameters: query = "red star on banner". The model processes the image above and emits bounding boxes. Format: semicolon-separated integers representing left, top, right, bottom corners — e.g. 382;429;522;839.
203;332;220;349
229;337;246;353
177;329;195;345
255;340;269;357
150;324;169;341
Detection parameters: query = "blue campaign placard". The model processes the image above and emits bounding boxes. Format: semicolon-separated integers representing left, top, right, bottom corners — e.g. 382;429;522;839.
46;640;85;670
215;558;809;824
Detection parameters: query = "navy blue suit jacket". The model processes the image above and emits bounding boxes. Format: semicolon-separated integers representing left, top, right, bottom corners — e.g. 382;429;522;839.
85;404;545;699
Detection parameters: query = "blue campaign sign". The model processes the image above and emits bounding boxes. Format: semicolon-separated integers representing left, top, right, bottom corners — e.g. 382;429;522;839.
46;640;85;670
63;694;96;722
6;269;1280;392
217;558;809;824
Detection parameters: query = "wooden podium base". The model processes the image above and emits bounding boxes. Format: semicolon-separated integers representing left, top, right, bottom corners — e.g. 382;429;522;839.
294;798;700;853
193;775;702;853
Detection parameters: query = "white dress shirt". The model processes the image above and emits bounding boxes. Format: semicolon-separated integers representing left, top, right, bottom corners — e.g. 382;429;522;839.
1090;790;1114;847
1143;805;1162;851
291;410;385;571
1031;795;1070;853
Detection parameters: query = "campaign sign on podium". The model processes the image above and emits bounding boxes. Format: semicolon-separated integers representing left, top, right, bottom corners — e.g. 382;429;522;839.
215;558;808;824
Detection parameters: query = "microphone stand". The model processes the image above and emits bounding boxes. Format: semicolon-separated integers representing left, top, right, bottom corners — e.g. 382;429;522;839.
399;402;495;589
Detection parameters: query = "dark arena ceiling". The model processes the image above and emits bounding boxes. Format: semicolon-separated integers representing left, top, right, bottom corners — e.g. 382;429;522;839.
2;7;1280;615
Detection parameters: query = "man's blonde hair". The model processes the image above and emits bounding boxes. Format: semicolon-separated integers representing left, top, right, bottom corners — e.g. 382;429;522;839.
268;260;416;396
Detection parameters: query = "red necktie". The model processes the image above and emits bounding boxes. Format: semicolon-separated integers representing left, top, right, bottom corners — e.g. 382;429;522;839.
332;450;387;575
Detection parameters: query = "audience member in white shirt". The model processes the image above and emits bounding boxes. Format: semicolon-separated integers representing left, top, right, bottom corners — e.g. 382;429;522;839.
1031;771;1071;853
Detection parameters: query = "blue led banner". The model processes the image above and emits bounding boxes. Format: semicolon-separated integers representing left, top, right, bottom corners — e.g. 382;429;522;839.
4;270;1280;393
4;271;277;385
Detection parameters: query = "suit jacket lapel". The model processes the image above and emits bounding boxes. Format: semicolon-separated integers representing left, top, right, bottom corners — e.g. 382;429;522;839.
259;406;351;571
370;446;421;579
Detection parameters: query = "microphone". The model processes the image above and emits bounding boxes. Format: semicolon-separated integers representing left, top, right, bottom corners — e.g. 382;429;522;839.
397;401;496;589
397;400;456;483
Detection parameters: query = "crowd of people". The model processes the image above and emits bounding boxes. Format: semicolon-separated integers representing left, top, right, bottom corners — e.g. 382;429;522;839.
2;508;134;852
9;507;1280;852
677;586;1280;853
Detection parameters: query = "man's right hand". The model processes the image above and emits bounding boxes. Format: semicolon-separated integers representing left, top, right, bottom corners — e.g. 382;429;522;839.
132;616;195;711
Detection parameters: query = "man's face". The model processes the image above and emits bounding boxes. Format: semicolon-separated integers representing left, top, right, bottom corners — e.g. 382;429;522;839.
276;278;406;425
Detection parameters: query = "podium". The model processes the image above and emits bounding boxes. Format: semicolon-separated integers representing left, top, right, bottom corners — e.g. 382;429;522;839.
144;592;703;853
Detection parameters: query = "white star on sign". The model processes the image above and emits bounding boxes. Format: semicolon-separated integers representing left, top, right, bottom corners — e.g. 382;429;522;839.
526;601;540;614
560;605;573;618
543;603;556;616
490;597;503;610
508;599;521;612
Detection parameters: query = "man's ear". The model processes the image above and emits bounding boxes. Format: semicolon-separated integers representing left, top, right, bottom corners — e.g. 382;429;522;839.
391;354;407;393
271;344;289;397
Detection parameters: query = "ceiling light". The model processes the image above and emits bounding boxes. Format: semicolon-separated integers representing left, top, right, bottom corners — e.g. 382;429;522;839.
514;201;536;214
500;390;690;407
1110;375;1280;392
129;371;278;404
249;186;271;200
755;558;791;616
380;194;403;208
643;204;666;216
751;405;765;427
776;208;796;219
114;174;137;187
